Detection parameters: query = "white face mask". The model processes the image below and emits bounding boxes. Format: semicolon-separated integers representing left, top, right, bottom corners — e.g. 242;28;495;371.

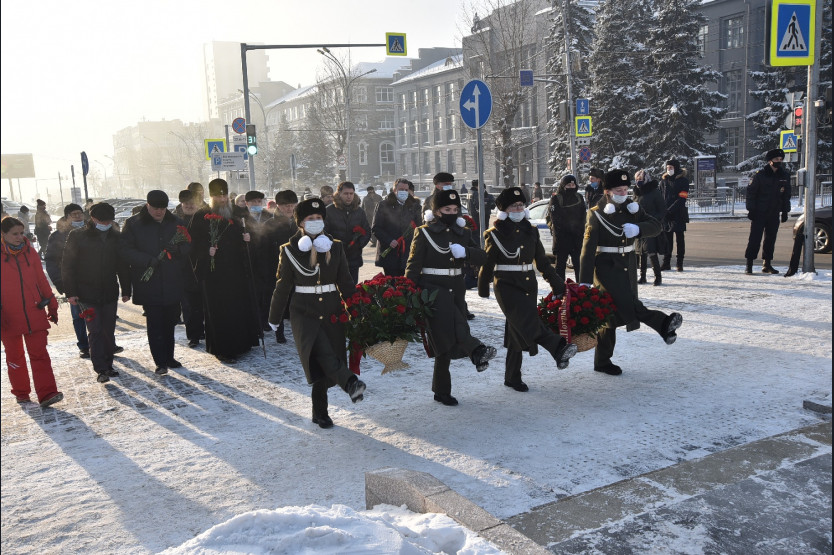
508;211;526;222
666;167;675;176
396;190;409;203
249;205;263;213
95;223;112;231
303;220;325;236
611;194;629;205
442;185;453;191
71;220;85;228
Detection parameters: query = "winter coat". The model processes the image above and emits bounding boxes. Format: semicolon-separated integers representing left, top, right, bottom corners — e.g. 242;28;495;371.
362;191;384;226
746;165;792;220
372;192;423;269
579;197;662;331
478;218;564;354
546;184;587;248
405;218;486;357
61;222;131;306
467;189;496;230
1;237;57;336
244;210;280;285
119;207;189;306
44;217;75;293
34;208;52;236
585;184;604;208
660;169;690;233
268;230;354;384
634;180;666;255
324;195;371;268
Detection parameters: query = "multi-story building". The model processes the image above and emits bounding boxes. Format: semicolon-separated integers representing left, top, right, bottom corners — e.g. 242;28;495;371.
204;41;270;120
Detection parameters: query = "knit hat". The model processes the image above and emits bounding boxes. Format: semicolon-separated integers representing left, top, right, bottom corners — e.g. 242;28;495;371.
604;169;631;190
36;199;46;206
275;190;299;205
146;190;169;209
89;202;116;221
766;148;785;161
431;189;462;211
244;190;265;202
63;203;83;216
294;198;327;226
495;187;525;211
208;178;228;196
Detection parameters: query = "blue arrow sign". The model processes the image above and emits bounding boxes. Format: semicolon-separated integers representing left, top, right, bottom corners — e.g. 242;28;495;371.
459;79;493;129
576;98;589;116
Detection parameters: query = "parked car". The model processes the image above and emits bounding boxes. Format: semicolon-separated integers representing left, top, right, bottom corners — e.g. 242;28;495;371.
794;206;832;254
528;199;568;266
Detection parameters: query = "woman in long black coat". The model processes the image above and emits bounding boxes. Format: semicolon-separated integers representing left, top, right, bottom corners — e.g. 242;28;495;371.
405;189;496;406
268;198;367;429
478;187;577;392
633;171;666;286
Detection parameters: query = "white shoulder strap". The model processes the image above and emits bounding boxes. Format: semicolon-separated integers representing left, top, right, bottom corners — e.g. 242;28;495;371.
422;228;451;254
593;210;624;237
489;231;520;260
283;247;320;277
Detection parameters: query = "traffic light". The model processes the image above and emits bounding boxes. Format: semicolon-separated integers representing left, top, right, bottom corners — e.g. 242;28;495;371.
246;124;258;156
793;105;803;129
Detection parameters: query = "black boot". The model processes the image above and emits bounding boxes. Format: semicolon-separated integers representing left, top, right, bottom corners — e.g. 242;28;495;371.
470;345;497;372
745;259;753;274
311;381;333;428
345;375;366;403
661;312;683;345
762;260;780;274
637;252;648;284
660;256;671;271
650;254;662;286
784;267;798;277
676;257;684;272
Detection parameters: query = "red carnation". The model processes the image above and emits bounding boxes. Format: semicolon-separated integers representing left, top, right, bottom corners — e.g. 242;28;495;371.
395;305;406;314
339;313;349;323
330;315;339;323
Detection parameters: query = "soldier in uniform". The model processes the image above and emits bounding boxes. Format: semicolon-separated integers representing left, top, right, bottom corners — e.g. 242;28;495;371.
405;189;497;406
744;148;792;274
268;198;367;429
478;187;578;392
578;170;683;376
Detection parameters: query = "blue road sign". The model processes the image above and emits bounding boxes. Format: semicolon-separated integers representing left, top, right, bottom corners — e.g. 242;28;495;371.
234;144;248;161
204;139;226;160
780;130;798;152
575;116;593;137
232;117;246;134
459;79;493;129
768;0;816;66
520;70;534;87
80;151;89;176
576;98;590;116
386;33;407;56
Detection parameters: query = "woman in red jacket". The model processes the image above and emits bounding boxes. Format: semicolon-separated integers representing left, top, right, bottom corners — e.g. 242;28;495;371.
1;217;63;408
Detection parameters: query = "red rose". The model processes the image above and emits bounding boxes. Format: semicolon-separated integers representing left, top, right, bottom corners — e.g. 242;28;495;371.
330;315;339;323
568;319;577;327
350;309;359;318
580;317;590;325
395;305;406;314
582;301;592;308
572;305;582;313
339;313;349;323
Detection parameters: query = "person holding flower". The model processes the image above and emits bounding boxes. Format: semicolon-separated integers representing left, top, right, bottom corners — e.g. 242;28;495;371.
120;190;191;375
578;169;683;376
372;178;422;277
268;198;367;429
405;189;497;406
478;187;578;393
324;181;370;285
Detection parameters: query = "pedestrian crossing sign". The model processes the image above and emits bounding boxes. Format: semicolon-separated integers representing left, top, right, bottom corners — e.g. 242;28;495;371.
780;130;798;153
204;139;226;160
575;116;592;137
386;33;407;56
767;0;816;66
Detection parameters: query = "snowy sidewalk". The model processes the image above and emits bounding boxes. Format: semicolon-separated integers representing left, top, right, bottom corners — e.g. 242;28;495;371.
1;266;831;553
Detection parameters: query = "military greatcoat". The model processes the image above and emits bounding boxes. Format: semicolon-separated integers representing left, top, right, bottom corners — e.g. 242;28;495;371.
478;218;564;354
578;198;662;331
269;230;354;384
405;220;486;358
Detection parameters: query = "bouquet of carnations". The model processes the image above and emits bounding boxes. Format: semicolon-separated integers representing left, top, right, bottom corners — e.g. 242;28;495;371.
347;225;367;249
141;225;192;281
538;281;615;348
380;221;417;258
204;213;235;271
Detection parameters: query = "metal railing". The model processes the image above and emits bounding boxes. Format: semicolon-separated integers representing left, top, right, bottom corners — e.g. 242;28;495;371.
687;176;832;216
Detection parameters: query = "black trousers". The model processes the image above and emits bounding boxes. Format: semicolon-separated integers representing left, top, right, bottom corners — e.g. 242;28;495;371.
85;300;118;375
744;215;780;261
181;288;204;341
553;237;582;282
663;230;686;261
594;307;668;369
145;303;180;368
788;232;804;273
310;329;355;415
505;330;566;385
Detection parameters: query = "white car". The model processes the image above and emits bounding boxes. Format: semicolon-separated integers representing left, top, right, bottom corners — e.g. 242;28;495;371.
527;199;573;268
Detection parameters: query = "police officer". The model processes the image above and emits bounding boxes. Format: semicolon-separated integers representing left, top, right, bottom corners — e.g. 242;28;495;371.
546;174;586;282
578;170;683;376
479;187;577;392
744;148;792;274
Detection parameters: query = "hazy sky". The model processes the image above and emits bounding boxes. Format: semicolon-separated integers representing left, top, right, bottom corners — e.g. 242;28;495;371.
1;0;466;201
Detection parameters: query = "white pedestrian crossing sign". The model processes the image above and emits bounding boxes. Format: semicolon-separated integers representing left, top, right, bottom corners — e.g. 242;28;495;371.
780;130;798;153
386;33;407;56
767;0;816;66
575;116;592;137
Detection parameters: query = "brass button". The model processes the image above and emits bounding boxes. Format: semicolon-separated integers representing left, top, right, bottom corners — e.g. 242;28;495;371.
319;315;323;320
319;297;323;301
525;277;530;281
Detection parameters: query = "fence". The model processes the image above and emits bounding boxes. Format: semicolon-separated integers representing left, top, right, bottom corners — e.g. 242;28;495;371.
688;175;832;216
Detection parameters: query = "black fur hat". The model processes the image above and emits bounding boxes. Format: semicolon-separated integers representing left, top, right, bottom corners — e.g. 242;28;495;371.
294;198;327;225
275;190;299;205
244;190;265;202
560;174;578;187
208;178;228;196
766;148;785;161
146;190;169;209
89;202;116;221
431;189;462;211
495;187;525;211
604;169;631;190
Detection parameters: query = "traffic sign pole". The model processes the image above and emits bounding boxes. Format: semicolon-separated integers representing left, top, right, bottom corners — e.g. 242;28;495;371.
460;79;493;248
802;0;822;274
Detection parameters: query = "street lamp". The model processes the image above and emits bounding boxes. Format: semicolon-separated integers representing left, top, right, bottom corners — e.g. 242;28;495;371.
316;47;377;181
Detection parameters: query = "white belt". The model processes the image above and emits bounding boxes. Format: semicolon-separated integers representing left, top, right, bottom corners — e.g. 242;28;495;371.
496;263;533;272
597;245;634;254
295;284;337;294
422;268;462;276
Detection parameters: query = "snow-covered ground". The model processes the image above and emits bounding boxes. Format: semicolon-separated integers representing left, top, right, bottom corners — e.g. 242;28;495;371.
1;265;831;554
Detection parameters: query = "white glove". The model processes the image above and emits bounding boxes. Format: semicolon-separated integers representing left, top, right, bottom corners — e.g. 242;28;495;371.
450;243;466;259
268;322;279;331
623;223;640;239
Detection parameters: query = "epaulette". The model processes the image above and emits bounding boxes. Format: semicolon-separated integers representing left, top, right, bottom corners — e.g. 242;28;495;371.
590;205;599;211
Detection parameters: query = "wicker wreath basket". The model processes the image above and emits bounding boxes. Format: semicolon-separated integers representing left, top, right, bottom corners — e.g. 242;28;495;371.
365;339;410;374
573;332;598;353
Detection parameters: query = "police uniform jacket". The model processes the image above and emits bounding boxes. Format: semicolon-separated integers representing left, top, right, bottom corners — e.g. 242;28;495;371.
405;219;486;357
268;230;354;384
746;165;791;220
578;197;661;331
478;218;564;353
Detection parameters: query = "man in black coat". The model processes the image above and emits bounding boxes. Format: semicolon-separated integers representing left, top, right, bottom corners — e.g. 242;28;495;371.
176;190;204;348
546;174;586;282
270;190;299;343
423;172;457;222
120;191;190;375
585;167;605;208
324;181;371;285
62;203;131;383
372;178;422;276
660;159;690;271
243;190;277;331
744;148;792;274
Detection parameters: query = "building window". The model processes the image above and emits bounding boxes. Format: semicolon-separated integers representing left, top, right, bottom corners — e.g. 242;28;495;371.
422;151;430;174
421;118;430;145
446;115;455;142
447;150;456;173
411;152;418;175
401;121;408;146
380;142;394;165
410;120;418;146
399;93;407;110
376;86;394;103
698;24;709;57
380;115;395;129
358;141;368;166
724;128;740;166
353;86;368;104
400;154;408;174
435;151;442;172
723;70;743;118
460;148;467;174
354;114;368;130
434;116;443;143
445;82;456;103
434;85;443;105
417;88;427;107
722;16;744;49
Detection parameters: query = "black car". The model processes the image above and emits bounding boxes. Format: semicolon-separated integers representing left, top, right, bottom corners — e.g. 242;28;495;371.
794;206;832;254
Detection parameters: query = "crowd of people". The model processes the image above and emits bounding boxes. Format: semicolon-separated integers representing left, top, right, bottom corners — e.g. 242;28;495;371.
0;148;799;419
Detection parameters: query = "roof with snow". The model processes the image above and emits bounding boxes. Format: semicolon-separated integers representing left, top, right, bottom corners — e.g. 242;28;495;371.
391;54;464;86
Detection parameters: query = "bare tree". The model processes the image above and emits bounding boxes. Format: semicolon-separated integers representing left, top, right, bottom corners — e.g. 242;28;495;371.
462;0;544;188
